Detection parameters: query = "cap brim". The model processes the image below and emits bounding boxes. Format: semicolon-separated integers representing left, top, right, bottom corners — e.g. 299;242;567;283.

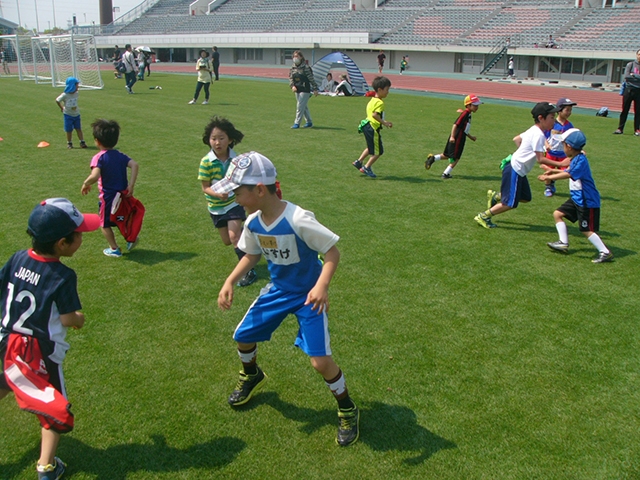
76;213;101;232
211;178;240;194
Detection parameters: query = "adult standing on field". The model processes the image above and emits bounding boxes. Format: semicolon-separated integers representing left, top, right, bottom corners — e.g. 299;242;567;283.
211;46;220;81
614;48;640;136
377;50;386;74
289;50;318;129
122;44;138;94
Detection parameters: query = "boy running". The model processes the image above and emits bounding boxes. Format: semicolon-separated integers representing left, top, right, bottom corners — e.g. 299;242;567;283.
214;152;359;447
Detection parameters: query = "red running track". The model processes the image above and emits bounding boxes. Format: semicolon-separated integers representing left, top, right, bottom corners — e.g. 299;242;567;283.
107;63;622;112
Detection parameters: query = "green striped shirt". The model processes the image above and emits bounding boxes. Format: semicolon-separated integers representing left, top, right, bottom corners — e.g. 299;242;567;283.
198;149;237;212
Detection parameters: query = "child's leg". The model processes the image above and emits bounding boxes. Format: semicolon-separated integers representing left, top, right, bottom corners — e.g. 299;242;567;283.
583;231;610;254
237;342;258;374
75;128;85;142
38;428;61;467
203;82;210;101
311;355;359;446
356;148;369;163
65;131;72;143
101;227;119;250
364;154;380;168
553;210;569;244
442;158;458;176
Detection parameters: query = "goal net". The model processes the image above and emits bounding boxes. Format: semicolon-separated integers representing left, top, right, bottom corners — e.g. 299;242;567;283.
0;34;103;89
0;35;35;79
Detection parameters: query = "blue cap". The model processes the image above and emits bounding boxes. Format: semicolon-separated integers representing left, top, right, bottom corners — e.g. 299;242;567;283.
562;128;586;150
64;77;80;93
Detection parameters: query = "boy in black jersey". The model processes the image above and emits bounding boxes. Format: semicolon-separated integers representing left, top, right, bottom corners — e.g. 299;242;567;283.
0;198;99;480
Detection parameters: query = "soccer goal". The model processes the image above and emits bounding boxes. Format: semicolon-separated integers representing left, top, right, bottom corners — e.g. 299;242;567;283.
0;34;103;89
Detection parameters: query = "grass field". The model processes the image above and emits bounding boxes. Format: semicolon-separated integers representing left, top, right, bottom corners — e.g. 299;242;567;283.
1;72;640;479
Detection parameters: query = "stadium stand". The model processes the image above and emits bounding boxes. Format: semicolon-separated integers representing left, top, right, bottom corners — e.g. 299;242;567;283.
109;0;640;55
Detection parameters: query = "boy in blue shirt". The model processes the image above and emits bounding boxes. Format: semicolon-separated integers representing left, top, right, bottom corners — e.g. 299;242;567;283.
538;129;613;263
213;152;359;446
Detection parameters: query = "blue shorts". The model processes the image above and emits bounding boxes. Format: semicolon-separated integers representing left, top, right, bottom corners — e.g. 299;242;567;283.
500;161;531;209
234;283;332;357
63;114;81;133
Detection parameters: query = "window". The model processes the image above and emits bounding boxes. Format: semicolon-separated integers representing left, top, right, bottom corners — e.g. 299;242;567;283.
237;48;263;61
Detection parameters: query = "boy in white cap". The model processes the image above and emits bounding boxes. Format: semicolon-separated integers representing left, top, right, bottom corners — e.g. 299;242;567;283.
425;94;482;179
538;129;613;263
214;152;359;447
0;198;100;479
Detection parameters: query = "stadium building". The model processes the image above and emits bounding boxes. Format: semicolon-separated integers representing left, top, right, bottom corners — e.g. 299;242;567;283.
77;0;639;84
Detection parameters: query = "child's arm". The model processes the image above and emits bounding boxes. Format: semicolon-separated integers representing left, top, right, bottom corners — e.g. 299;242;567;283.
127;159;139;197
449;124;458;142
60;311;85;329
513;135;522;147
304;245;340;315
56;99;64;112
201;181;229;201
538;171;571;182
81;167;101;195
218;253;261;310
372;112;392;128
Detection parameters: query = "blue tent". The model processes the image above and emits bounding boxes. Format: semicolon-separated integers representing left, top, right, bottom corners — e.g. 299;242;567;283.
312;52;369;96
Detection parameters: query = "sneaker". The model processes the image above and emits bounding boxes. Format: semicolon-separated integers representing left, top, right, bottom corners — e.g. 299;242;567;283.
487;190;500;209
361;166;377;178
236;268;257;287
80;141;87;149
126;238;139;252
352;160;363;170
67;143;73;149
592;251;614;263
544;187;554;197
547;241;569;253
336;405;360;447
291;124;300;129
425;154;435;170
303;122;313;128
188;99;196;104
635;130;640;136
103;247;122;258
228;367;267;406
202;100;209;105
613;129;623;135
37;457;66;480
474;213;497;229
441;173;452;179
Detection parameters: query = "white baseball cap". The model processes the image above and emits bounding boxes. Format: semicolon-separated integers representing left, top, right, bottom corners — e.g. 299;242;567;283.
211;152;277;194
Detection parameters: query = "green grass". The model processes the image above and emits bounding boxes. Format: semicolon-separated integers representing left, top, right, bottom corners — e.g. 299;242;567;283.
1;73;640;479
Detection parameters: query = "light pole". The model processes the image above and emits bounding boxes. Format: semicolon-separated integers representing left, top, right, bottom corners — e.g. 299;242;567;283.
15;0;22;27
34;0;40;33
52;0;57;28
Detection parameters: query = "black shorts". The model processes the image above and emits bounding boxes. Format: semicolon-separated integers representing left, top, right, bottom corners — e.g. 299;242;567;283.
556;199;600;232
210;204;246;229
362;122;383;156
443;135;467;161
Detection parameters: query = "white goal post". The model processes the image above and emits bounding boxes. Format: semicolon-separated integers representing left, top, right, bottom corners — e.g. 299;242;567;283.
0;34;103;89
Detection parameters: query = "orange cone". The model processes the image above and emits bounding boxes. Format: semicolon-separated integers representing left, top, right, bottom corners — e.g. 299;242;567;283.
37;141;50;148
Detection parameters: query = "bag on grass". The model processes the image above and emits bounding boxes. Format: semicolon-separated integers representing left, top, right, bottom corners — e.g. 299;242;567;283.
596;107;609;117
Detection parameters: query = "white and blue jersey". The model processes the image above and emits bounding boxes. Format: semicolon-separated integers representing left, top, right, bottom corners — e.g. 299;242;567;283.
545;120;574;159
238;202;339;294
234;202;339;356
567;153;600;208
0;250;81;364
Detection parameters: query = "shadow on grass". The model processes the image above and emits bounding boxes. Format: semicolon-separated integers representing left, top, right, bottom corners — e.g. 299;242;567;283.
125;250;198;265
244;392;456;464
488;220;558;233
304;126;345;131
377;175;432;184
0;434;245;480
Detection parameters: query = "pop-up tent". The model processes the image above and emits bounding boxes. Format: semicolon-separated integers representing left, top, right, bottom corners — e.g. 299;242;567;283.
312;52;369;96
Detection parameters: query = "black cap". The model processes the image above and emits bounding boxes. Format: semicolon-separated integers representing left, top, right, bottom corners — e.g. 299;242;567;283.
531;102;561;119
